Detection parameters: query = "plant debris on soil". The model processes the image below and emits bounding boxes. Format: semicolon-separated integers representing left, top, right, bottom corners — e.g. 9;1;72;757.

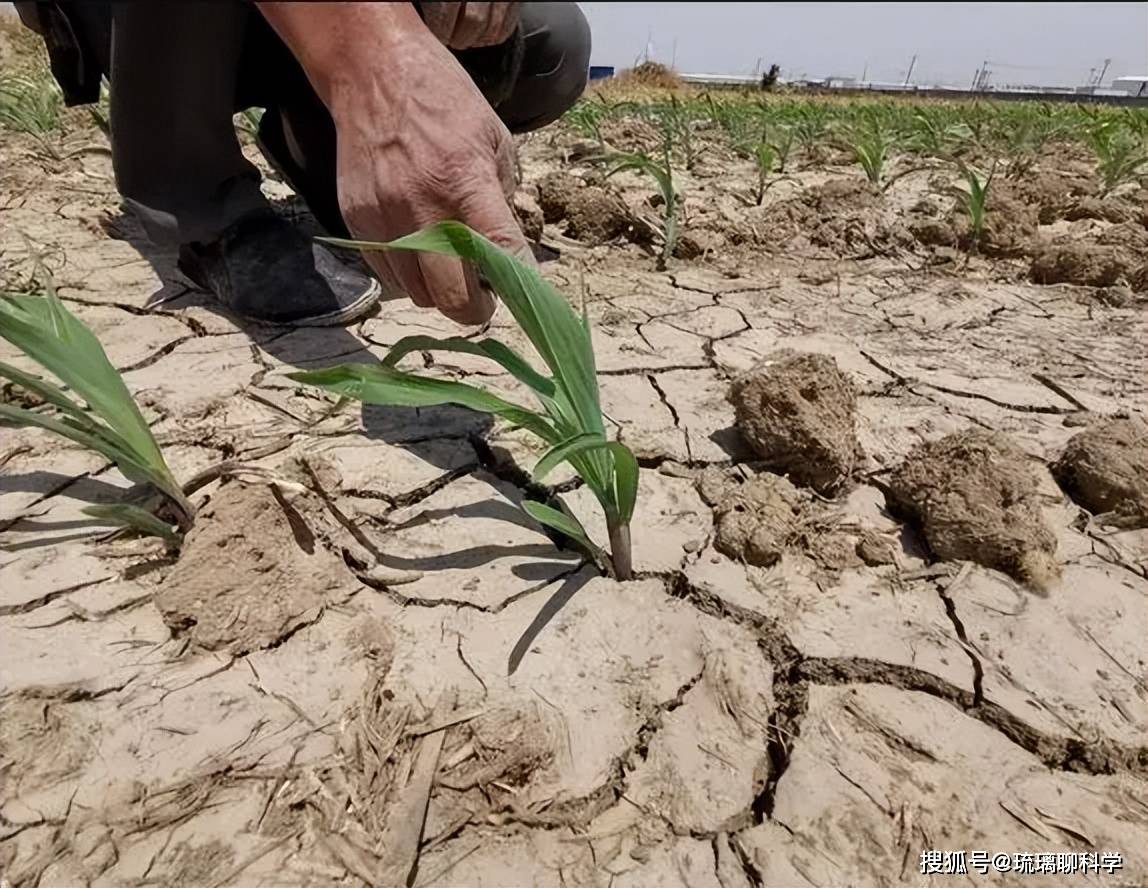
2;27;1148;886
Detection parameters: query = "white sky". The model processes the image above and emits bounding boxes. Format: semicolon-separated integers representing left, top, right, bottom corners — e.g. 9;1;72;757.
579;2;1148;88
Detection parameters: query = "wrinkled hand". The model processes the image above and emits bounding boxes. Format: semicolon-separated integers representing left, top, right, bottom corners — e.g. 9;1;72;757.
329;20;530;325
419;1;520;49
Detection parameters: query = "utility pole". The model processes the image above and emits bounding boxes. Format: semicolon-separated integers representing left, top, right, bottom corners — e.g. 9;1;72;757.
904;53;918;85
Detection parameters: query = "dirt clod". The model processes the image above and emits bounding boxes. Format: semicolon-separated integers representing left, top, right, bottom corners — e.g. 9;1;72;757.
1030;244;1133;288
911;218;958;248
729;350;859;495
1053;416;1148;527
155;482;352;654
856;530;898;566
887;430;1059;590
696;467;803;566
536;171;581;224
1063;197;1134;224
564;185;636;245
513;189;544;242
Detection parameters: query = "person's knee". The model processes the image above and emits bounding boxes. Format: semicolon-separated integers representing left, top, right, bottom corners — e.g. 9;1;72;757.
546;2;592;113
505;2;592;132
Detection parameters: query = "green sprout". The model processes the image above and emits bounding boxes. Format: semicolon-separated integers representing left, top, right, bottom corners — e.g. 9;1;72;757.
288;222;640;580
952;160;996;253
767;123;796;174
847;118;894;187
1087;121;1148;197
0;74;62;137
604;149;679;271
0;285;192;542
751;140;776;205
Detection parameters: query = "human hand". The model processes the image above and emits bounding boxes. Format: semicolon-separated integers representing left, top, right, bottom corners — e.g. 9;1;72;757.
255;1;531;325
328;12;531;324
418;1;520;50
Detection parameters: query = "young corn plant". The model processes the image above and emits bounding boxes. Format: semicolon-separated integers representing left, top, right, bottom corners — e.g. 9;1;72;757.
952;160;996;253
750;140;776;206
0;73;65;159
604;149;679;270
767;123;796;174
847;119;894;187
0;285;193;542
288;222;640;580
1087;121;1148;196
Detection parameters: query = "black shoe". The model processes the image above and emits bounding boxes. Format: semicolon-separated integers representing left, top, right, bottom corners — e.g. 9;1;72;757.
177;211;381;327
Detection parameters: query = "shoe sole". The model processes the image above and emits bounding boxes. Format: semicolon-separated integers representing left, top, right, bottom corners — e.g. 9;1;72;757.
178;254;383;328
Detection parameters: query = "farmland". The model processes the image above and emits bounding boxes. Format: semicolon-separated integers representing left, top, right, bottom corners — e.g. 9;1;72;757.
2;27;1148;888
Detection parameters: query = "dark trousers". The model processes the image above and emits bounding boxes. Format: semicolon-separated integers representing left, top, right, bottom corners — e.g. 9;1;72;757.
64;2;590;245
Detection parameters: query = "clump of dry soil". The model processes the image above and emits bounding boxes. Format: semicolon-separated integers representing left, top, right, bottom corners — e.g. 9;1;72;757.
696;466;804;566
758;179;882;254
886;430;1059;590
513;188;544;242
537;171;582;224
155;481;353;654
728;350;859;495
564;185;639;244
1029;244;1138;289
1053;416;1148;527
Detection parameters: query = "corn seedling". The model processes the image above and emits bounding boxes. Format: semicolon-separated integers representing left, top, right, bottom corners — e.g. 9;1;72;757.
605;149;679;270
846;118;894;187
750;140;776;205
0;74;62;136
905;108;973;159
564;100;607;147
288;222;640;579
1087;121;1148;196
658;95;699;171
951;160;996;253
0;284;192;542
767;123;796;173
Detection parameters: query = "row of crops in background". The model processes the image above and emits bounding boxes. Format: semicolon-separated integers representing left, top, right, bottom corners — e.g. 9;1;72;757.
564;91;1148;196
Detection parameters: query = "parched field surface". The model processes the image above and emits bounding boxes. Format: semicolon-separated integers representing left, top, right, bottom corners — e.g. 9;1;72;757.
3;38;1148;888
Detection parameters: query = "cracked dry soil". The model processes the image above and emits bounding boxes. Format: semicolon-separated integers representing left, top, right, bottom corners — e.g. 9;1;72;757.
4;97;1148;887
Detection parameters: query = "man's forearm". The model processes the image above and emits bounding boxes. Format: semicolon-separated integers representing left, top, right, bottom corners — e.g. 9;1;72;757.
254;2;427;108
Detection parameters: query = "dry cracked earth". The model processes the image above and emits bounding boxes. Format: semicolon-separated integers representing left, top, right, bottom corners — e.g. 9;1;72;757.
3;93;1148;886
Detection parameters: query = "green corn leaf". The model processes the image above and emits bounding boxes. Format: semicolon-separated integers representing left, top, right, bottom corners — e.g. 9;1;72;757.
381;335;556;400
82;503;179;544
522;499;593;549
0;359;109;432
321;225;604;443
287;363;561;444
533;432;608;482
0;291;180;501
0;402;160;490
607;442;639;525
606;152;674;209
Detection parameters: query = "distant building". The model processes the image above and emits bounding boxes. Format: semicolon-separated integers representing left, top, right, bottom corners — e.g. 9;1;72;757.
1111;76;1148;96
